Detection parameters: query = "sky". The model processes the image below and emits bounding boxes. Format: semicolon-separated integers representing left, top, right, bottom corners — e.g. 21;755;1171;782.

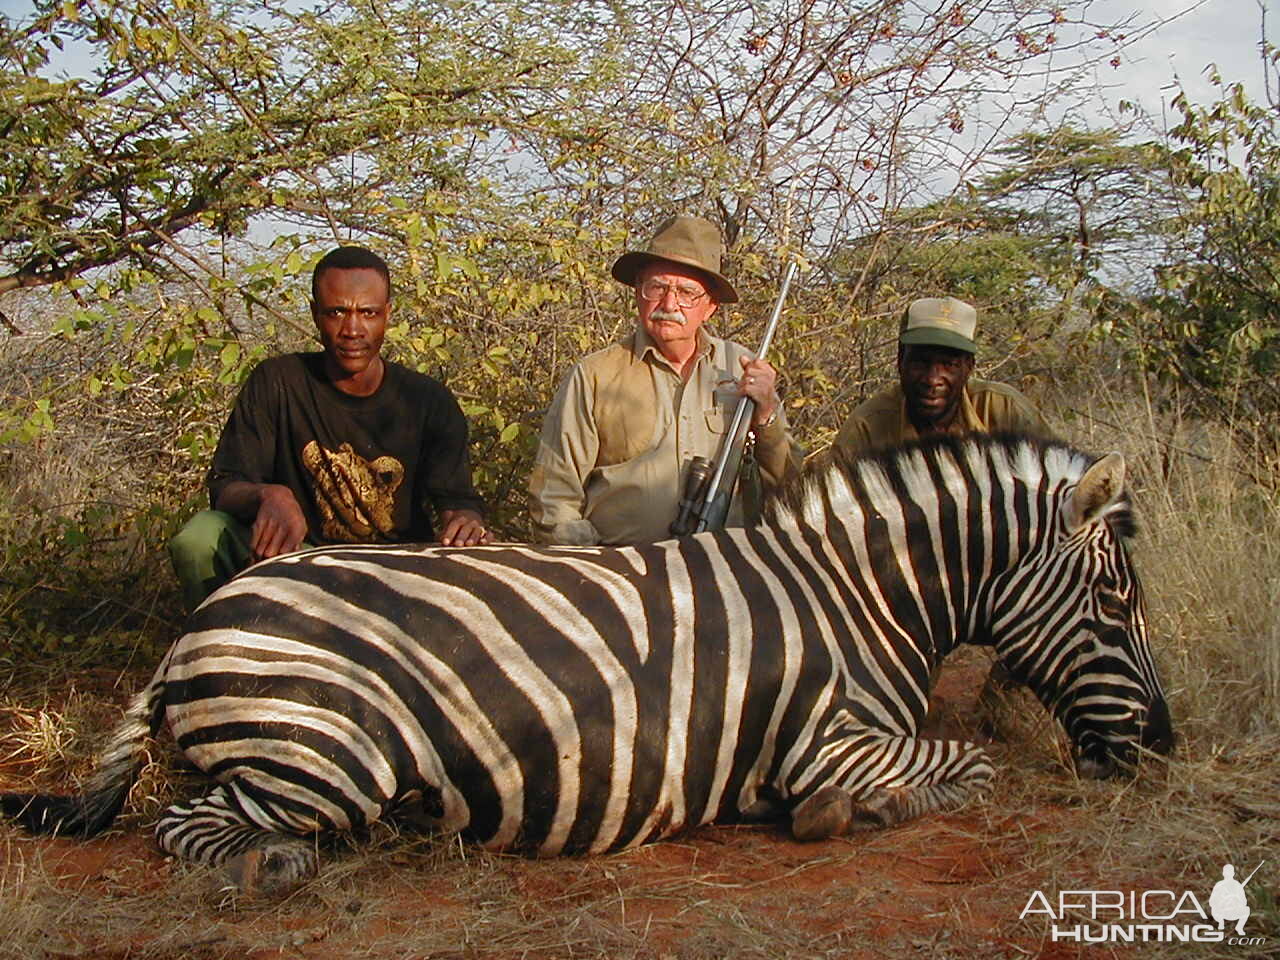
2;0;1268;123
1106;0;1273;120
1;0;1268;117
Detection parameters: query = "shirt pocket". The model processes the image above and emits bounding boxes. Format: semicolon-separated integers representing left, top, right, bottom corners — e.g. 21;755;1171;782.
704;405;729;436
705;384;740;436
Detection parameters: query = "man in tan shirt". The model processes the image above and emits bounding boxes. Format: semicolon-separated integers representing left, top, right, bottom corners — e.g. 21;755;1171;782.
528;215;801;545
834;296;1053;457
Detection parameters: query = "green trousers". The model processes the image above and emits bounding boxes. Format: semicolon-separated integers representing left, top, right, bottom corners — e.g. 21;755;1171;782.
167;510;254;613
168;510;316;613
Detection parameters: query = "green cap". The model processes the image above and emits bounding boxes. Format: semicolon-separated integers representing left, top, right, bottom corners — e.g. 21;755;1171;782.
899;296;978;353
611;215;738;303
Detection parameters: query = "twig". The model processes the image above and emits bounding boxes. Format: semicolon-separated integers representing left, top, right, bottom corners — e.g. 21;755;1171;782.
1062;406;1213;463
0;578;180;631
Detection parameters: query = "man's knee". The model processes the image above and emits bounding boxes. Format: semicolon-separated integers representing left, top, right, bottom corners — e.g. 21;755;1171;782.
170;511;239;564
169;510;251;611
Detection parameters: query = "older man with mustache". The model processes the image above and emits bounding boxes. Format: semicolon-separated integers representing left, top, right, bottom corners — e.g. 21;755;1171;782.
528;215;801;545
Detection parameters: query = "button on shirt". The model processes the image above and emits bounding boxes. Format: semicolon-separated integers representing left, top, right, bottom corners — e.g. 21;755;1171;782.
528;326;799;545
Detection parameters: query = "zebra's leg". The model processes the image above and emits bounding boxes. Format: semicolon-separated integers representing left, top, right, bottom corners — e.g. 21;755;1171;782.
156;785;319;896
790;736;995;841
976;652;1022;740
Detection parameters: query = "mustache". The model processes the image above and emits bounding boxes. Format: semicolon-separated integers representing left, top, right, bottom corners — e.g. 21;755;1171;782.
650;309;686;325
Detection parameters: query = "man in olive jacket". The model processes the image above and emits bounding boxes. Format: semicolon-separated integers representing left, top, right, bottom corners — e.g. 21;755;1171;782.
834;296;1053;457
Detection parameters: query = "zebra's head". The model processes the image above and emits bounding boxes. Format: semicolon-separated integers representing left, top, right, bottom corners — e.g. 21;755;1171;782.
994;450;1174;778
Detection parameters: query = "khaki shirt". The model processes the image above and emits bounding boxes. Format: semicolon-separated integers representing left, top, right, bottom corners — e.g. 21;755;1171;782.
529;326;801;545
834;378;1054;457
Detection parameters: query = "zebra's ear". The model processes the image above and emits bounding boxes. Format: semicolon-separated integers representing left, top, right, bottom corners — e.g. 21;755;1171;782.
1064;452;1126;532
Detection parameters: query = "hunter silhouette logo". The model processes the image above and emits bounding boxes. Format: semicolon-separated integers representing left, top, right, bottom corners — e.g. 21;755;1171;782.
1020;860;1267;945
1210;861;1263;936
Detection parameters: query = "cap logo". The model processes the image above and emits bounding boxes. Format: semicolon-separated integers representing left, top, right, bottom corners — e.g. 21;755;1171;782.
899;296;978;352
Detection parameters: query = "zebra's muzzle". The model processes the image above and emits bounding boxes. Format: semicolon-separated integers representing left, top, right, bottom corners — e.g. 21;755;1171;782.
1075;695;1175;780
1139;696;1175;756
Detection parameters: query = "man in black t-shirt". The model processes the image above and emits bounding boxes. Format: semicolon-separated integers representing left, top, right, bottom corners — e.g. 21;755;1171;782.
168;245;488;611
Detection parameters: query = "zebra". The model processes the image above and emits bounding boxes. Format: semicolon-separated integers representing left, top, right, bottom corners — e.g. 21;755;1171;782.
1;434;1173;894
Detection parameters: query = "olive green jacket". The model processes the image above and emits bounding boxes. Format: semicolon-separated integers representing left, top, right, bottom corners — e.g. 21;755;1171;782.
834;378;1054;457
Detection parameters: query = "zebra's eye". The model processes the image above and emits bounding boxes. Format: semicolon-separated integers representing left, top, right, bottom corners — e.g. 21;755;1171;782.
1097;590;1128;623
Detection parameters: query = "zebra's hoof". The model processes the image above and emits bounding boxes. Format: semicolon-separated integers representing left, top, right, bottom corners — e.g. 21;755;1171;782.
848;790;897;830
1075;754;1117;779
791;786;853;841
223;841;318;897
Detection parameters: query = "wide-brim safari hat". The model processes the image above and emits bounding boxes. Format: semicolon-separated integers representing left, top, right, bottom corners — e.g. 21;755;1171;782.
611;215;739;303
899;296;978;353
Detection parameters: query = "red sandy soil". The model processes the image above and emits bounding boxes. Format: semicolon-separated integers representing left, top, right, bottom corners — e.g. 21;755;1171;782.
2;654;1093;960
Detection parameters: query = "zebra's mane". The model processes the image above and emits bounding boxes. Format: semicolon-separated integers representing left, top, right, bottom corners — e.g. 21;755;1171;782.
764;432;1138;539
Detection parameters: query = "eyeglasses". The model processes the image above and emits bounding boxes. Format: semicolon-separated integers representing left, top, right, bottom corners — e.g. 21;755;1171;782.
638;279;709;309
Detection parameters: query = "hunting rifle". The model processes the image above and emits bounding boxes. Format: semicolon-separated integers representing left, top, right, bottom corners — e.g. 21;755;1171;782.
671;260;798;536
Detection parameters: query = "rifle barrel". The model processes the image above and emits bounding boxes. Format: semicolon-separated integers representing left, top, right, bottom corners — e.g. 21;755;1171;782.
693;261;799;533
753;261;798;363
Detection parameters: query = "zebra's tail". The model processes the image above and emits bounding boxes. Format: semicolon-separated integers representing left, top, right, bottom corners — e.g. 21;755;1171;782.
0;654;169;838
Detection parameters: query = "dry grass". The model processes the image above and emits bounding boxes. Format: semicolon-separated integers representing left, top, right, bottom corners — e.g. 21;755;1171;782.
988;373;1280;957
0;685;118;792
1070;380;1280;737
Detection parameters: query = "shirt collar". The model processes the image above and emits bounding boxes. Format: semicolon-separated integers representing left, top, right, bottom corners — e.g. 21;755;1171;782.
895;383;983;440
632;323;716;371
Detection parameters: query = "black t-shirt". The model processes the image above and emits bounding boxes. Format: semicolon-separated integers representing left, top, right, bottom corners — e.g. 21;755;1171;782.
207;353;485;544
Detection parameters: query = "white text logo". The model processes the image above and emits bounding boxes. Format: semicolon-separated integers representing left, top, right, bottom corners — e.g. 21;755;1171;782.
1020;861;1266;946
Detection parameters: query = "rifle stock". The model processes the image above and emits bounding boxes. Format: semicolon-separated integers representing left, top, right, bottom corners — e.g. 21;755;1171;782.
670;261;798;536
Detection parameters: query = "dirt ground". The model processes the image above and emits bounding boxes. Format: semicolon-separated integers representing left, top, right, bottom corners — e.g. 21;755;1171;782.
0;652;1206;960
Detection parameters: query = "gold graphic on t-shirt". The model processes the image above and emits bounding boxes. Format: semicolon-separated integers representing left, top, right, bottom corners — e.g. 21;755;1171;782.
301;441;404;542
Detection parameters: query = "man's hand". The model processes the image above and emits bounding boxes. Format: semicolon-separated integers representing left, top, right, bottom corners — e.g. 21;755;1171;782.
250;485;309;560
438;508;490;547
738;355;781;427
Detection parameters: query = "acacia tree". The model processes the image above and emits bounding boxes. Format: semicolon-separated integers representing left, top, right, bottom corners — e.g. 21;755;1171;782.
517;3;1137;269
0;0;591;307
2;0;1140;323
0;0;1147;531
1138;74;1280;476
859;127;1180;342
976;128;1178;295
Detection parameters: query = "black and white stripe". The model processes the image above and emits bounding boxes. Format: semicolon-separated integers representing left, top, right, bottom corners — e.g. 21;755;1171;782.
2;434;1173;889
